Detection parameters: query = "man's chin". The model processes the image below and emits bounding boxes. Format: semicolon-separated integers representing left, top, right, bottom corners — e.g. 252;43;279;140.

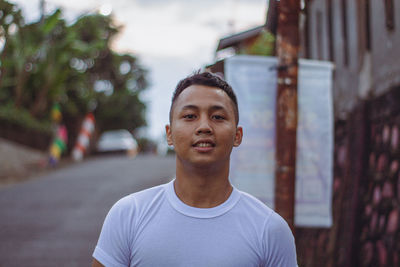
179;156;228;169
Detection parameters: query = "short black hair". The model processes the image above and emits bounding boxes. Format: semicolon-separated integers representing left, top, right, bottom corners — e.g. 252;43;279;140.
169;71;239;124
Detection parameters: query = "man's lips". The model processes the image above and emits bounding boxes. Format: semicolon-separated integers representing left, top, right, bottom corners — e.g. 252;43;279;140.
192;140;215;148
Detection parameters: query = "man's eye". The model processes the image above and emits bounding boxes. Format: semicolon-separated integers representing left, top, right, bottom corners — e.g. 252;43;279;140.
183;114;196;119
212;115;225;120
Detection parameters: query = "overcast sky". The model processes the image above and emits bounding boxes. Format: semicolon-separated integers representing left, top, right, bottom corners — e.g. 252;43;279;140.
11;0;267;141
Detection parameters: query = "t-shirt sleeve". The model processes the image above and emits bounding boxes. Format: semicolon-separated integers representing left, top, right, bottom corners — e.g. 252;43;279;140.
262;212;298;267
93;196;134;267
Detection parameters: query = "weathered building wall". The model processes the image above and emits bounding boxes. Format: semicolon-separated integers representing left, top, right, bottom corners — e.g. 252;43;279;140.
296;0;400;266
304;0;365;119
302;0;400;118
306;0;330;61
370;0;400;96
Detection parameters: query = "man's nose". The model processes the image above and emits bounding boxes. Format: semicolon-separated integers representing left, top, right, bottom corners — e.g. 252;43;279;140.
196;117;212;134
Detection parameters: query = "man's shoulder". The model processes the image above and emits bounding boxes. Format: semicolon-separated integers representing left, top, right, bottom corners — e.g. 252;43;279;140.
236;190;274;215
235;190;288;228
235;190;294;248
131;182;169;201
111;182;169;214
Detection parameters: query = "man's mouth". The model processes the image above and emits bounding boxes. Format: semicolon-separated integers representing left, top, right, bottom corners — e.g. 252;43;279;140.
192;140;215;148
194;142;214;148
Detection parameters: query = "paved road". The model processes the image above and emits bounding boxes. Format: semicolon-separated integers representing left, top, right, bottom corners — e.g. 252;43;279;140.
0;154;175;267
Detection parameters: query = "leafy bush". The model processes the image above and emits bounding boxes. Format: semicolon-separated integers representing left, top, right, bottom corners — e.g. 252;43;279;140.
0;103;52;134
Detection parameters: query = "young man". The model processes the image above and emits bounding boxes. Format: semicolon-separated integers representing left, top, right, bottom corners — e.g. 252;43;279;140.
92;72;298;266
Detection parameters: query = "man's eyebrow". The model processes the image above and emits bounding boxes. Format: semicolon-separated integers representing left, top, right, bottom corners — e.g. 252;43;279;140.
209;105;226;112
180;105;227;112
181;105;199;111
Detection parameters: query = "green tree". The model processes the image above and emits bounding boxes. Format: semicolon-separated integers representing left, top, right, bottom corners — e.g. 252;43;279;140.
0;0;24;102
240;29;276;56
0;0;149;150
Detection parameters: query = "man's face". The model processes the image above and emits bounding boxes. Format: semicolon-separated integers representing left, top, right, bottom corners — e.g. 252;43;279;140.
166;85;242;168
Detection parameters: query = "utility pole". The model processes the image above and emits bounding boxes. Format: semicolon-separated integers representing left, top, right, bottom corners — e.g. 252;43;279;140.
274;0;300;232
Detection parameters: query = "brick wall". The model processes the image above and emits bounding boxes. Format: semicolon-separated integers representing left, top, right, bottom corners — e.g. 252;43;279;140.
357;87;400;266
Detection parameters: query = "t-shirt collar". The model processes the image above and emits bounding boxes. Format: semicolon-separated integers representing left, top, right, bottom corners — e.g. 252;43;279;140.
165;178;241;218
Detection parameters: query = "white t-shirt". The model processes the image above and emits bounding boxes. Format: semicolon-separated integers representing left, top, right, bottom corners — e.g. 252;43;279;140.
93;179;297;267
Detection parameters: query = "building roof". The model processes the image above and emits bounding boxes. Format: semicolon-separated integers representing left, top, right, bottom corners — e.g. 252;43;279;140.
216;0;277;51
216;25;266;51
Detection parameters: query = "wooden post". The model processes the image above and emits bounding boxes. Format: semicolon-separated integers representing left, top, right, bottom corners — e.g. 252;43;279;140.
274;0;300;232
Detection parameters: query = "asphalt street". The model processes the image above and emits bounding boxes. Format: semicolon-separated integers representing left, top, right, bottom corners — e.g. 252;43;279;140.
0;154;175;267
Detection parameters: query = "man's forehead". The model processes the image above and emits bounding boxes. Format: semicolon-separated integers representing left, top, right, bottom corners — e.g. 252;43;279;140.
175;85;229;103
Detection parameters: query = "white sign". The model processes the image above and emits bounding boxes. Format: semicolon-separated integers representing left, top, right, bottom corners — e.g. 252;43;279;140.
226;55;334;227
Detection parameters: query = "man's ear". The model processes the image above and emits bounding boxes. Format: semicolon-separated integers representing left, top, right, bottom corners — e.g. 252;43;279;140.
165;124;173;146
233;126;243;147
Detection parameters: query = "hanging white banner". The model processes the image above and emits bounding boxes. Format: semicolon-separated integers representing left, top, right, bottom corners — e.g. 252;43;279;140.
226;55;334;227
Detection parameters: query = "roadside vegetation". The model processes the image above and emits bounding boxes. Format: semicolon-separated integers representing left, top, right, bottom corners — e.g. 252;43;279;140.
0;0;148;151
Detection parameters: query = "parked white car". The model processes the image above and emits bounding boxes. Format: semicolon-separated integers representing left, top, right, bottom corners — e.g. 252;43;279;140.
96;129;138;157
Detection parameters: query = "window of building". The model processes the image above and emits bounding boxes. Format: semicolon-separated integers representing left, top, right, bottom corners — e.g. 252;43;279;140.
384;0;395;31
365;0;371;50
317;10;323;60
341;0;349;66
304;2;310;59
327;0;335;61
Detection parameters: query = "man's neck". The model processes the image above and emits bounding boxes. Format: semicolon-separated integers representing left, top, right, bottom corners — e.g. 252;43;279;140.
174;160;232;208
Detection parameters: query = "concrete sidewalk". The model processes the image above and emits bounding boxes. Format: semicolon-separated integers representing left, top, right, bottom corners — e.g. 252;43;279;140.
0;138;48;186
